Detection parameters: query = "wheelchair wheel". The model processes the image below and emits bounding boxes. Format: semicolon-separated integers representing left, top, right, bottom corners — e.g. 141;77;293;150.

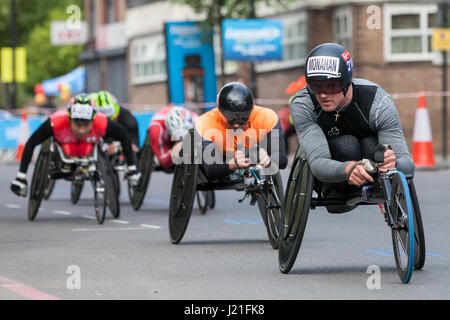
97;145;120;219
408;180;426;270
130;134;154;211
196;168;212;214
278;149;314;273
70;180;84;204
93;179;107;224
257;172;284;250
389;171;415;283
28;142;51;221
113;169;121;196
169;163;199;244
43;178;55;201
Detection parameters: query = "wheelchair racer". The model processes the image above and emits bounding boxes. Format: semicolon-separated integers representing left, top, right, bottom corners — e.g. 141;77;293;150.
90;90;140;154
289;43;415;211
194;82;288;181
148;105;198;172
10;94;140;197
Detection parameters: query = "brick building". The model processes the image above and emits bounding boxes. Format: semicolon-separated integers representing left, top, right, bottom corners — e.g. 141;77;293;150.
82;0;450;156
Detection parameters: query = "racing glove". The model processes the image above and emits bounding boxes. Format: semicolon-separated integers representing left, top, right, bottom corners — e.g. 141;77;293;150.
10;172;28;197
126;165;141;188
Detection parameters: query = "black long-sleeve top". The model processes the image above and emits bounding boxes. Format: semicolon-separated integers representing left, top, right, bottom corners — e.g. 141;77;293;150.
19;118;136;174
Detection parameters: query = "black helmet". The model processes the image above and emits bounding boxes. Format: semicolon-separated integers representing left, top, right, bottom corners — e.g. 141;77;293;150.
217;82;254;124
305;43;353;96
67;93;96;123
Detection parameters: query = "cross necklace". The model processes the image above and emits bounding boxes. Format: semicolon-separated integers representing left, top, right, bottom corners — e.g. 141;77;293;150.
334;107;341;122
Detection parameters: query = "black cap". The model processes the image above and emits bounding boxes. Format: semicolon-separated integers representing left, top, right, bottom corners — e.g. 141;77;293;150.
217;82;254;114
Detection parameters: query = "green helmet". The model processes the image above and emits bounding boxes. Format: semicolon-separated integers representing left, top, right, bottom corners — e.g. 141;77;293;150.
90;91;120;120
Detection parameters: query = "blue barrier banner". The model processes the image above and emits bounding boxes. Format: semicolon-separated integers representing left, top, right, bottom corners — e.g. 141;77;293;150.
0;112;156;149
165;21;217;105
222;19;283;61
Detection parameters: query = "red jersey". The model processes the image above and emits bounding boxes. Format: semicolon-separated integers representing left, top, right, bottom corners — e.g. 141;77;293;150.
148;106;198;170
50;111;108;157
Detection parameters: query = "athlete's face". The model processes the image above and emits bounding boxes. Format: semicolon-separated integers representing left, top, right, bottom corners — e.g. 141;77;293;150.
309;80;347;112
70;120;93;139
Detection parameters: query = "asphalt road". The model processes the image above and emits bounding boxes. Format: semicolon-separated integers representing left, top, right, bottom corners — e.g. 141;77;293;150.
0;164;449;300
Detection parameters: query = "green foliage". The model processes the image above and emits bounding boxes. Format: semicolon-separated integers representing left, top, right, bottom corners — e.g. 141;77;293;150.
25;8;83;93
0;0;84;101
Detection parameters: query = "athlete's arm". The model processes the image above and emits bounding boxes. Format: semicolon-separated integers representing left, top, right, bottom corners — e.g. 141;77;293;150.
370;89;415;177
19;118;53;174
149;123;173;170
290;93;349;183
117;106;140;149
105;120;136;166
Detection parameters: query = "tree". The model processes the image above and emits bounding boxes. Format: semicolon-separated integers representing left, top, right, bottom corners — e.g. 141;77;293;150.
25;8;84;95
0;0;83;108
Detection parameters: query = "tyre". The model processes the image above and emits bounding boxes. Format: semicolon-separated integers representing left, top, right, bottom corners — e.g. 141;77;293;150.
169;163;199;244
257;171;284;249
28;142;51;221
389;171;415;283
196;168;210;214
130;134;154;211
408;180;426;270
93;179;107;224
70;180;84;204
278;148;314;273
97;145;120;219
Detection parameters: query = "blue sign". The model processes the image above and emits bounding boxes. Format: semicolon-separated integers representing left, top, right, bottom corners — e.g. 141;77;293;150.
222;19;283;61
165;21;217;105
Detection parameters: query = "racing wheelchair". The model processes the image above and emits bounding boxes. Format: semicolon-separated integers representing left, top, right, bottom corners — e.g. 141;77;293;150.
129;131;215;213
278;145;426;283
167;130;284;249
28;138;120;224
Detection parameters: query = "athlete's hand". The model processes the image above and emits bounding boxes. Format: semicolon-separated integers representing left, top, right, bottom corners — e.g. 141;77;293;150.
235;149;250;169
10;172;28;197
345;161;374;187
377;148;396;173
258;148;271;168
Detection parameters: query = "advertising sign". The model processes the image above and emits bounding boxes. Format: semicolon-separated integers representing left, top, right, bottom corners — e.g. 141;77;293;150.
50;21;88;46
165;21;217;106
222;19;282;61
1;47;27;83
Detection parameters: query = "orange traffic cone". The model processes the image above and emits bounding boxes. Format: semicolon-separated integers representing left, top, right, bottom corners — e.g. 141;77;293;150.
15;108;30;162
411;92;436;168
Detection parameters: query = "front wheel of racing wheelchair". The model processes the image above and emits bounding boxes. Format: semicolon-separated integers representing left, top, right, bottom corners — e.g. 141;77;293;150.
168;130;284;248
278;146;425;283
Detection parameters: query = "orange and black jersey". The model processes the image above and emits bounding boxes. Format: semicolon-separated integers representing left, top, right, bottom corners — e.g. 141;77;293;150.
195;106;287;181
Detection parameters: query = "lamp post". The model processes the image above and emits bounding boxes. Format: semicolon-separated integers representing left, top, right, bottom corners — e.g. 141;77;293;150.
11;0;17;109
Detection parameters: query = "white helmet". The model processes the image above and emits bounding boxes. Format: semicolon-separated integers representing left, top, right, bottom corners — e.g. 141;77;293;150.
165;106;193;141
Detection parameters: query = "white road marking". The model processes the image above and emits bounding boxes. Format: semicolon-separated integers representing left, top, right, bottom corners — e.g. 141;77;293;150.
52;210;71;216
5;204;21;209
111;219;130;225
81;215;97;221
140;224;162;230
72;227;156;232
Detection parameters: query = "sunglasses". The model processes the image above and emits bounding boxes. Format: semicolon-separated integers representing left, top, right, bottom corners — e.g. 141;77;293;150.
308;80;343;95
221;110;251;126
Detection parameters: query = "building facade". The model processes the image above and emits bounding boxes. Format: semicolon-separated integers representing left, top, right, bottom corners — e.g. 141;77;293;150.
82;0;450;155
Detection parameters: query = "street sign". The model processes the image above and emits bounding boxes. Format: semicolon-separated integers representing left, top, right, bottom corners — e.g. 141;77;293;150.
432;28;450;51
1;47;27;83
165;21;216;106
222;19;283;61
50;21;88;46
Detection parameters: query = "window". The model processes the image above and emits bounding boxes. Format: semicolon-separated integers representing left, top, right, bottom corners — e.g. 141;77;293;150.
256;12;308;72
333;6;352;51
384;4;438;61
106;0;115;23
130;35;167;84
